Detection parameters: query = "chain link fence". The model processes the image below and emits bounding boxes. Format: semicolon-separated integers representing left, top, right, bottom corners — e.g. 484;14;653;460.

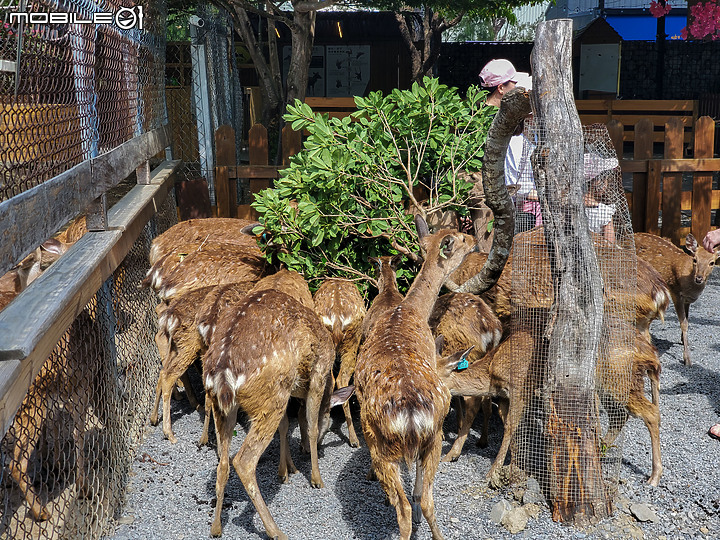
0;0;177;537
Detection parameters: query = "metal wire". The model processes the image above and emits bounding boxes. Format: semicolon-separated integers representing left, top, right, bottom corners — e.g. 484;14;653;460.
509;122;636;511
0;191;177;540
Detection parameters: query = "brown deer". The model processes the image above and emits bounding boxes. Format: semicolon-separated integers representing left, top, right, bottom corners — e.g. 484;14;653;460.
634;232;720;365
202;273;335;538
360;255;404;342
451;227;669;336
355;218;478;540
442;317;663;486
148;217;260;265
428;292;502;459
313;277;367;447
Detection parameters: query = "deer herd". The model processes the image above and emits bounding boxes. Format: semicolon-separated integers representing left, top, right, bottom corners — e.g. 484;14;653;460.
1;212;719;539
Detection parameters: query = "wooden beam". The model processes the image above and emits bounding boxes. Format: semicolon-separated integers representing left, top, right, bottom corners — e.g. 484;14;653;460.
692;116;715;240
229;166;280;179
0;125;171;277
662;118;685;243
0;159;180;437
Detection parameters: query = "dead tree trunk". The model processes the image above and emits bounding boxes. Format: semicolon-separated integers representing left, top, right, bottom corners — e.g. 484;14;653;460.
530;19;610;525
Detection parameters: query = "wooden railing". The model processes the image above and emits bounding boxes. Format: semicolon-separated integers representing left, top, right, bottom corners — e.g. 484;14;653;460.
606;116;719;244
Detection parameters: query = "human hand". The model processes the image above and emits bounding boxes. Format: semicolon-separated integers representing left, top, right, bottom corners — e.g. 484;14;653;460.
702;229;720;253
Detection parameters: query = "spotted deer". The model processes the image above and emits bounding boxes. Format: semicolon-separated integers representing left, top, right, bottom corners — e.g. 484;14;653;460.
313;278;366;447
360;255;404;343
428;292;502;459
202;271;336;538
355;217;478;540
634;232;720;365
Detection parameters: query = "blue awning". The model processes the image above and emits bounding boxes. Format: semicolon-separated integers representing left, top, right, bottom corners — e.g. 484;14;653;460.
605;15;687;40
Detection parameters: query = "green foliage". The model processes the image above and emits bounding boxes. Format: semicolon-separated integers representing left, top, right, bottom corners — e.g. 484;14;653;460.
252;76;494;294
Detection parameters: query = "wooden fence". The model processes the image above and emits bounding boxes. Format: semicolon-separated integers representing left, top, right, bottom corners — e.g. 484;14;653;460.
214;100;719;243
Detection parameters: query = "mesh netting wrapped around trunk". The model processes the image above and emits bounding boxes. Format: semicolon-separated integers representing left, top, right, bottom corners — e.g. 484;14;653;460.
506;19;639;525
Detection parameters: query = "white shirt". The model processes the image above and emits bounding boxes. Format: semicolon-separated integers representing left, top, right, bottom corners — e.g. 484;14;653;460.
505;134;536;200
585;203;616;233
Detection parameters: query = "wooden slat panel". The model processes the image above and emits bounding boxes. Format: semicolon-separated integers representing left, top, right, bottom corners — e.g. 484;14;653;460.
632;119;654;233
692;116;715;239
607;119;623;160
282;125;302;168
0;125;170;278
249;124;269;166
0;160;180;436
579;115;611;125
620;158;720;174
574;99;611;111
215;124;236;218
609;99;696;111
228;166;279;179
662;118;685;244
646;161;661;235
610;115;694;127
304;97;356;108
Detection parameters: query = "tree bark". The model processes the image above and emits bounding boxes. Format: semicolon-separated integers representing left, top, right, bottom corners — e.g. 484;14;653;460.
530;19;610;525
448;88;531;294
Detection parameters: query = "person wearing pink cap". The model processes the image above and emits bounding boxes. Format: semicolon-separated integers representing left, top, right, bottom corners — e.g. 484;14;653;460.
479;58;525;107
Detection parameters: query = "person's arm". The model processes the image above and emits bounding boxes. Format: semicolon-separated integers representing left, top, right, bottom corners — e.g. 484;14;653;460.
702;229;720;253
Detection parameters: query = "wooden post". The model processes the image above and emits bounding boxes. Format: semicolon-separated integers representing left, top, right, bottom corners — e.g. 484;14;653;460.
632;119;654;233
530;19;610;525
692;116;714;241
215;124;236;218
281;125;302;168
662;118;684;244
237;124;270;220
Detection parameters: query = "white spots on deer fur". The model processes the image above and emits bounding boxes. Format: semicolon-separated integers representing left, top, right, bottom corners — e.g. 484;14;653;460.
412;409;435;436
340;315;354;329
388;410;409;434
204;373;214;390
164;287;177;299
225;369;246;392
321;315;336;328
261;355;267;366
198;323;210;342
493;329;502;346
167;315;179;334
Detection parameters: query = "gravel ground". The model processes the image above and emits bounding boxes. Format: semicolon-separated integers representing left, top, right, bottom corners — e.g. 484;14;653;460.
107;271;720;540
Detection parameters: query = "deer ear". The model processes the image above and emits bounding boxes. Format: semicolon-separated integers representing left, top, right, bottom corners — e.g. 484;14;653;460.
685;234;698;255
414;214;429;239
434;335;445;356
447;346;474;371
390;254;404;269
440;235;455;259
368;257;380;270
241;223;263;236
330;385;355;408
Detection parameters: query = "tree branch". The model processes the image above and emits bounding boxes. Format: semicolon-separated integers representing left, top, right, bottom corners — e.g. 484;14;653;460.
293;0;338;13
448;87;531;294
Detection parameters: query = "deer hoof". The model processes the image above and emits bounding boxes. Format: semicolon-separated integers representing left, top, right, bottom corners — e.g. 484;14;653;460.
412;499;422;527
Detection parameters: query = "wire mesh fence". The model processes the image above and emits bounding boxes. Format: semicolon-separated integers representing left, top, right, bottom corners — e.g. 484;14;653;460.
508;122;639;515
0;0;167;202
0;190;177;540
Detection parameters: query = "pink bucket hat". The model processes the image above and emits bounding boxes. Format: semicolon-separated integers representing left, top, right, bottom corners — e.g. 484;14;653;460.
479;59;518;87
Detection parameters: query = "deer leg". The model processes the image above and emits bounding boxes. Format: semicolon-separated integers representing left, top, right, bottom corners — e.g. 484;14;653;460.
488;396;520;479
678;301;691;366
198;397;213;448
372;455;412;540
442;396;484;462
336;354;359;447
303;372;333;488
10;399;51;521
297;401;309;454
412;460;423;528
160;368;180;444
150;370;164;427
420;437;445;540
477;397;492;448
627;391;663;487
179;371;201;412
210;402;238;537
232;406;288;540
277;412;298;482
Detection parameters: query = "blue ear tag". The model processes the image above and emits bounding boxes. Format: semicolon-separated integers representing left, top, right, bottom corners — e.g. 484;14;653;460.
456;357;469;371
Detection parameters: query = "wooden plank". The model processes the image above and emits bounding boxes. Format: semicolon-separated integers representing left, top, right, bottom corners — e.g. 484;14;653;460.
692;116;715;240
646;161;661;235
0;160;179;436
609;99;696;112
606;114;694;127
579;115;612;125
0;160;89;277
574;99;611;111
215;124;236;218
228;166;279;179
621;158;720;173
281;125;302;168
249;124;269;166
0;124;171;277
632;118;654;233
607;119;624;160
662;118;685;244
304;97;356;108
